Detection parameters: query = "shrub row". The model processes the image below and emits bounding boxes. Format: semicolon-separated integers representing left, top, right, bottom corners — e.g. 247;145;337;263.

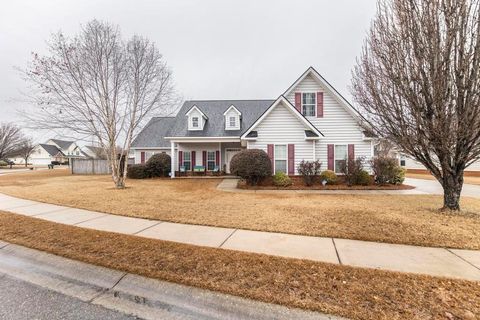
230;149;405;187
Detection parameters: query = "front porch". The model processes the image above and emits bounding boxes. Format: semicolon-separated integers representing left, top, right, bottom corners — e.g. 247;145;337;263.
169;140;244;178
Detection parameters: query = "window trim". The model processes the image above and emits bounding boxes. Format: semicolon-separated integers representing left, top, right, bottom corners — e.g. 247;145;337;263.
191;116;199;128
183;151;192;171
301;92;316;117
274;144;288;174
206;150;216;171
334;144;348;174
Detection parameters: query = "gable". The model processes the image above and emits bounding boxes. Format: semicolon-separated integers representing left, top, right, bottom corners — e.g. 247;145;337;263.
254;102;311;136
242;97;323;140
284;71;364;138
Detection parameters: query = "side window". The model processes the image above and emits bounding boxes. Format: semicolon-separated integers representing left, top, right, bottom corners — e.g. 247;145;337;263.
334;145;347;173
274;145;287;174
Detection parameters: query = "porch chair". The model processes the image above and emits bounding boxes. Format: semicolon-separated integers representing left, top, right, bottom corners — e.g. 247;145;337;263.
212;165;220;176
179;166;186;176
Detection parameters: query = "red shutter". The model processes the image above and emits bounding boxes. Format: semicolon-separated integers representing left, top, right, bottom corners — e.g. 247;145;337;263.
215;150;220;166
327;144;334;171
140;152;145;164
348;144;355;161
202;151;207;166
317;92;324;118
294;92;302;113
178;151;183;168
288;144;295;175
191;151;196;170
267;144;274;171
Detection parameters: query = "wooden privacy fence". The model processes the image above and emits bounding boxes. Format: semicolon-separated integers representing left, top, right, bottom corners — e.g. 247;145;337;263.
71;159;111;175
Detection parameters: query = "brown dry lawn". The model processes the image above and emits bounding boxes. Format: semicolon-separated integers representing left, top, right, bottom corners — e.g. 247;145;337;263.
0;212;478;320
407;172;480;186
1;170;480;249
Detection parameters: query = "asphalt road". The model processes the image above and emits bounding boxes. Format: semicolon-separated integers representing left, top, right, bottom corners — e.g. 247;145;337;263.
0;274;140;320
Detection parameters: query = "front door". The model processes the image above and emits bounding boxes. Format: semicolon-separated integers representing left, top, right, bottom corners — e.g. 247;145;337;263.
225;149;242;174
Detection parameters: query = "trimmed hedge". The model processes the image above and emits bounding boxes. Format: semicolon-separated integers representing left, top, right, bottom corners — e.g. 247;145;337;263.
146;153;171;177
273;172;292;187
319;170;338;185
230;149;272;186
127;164;149;179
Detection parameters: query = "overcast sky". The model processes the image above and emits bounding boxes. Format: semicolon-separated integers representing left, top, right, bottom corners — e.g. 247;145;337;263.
0;0;377;141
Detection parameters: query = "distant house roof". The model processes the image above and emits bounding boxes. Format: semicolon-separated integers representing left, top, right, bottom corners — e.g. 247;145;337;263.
131;117;176;148
40;144;64;157
50;139;74;150
167;100;275;138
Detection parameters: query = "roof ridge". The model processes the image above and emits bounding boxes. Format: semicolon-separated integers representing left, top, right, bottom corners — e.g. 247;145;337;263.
185;99;275;102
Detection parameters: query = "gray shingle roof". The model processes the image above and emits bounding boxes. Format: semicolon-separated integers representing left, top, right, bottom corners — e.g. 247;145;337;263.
167;100;274;138
40;144;63;156
50;139;74;150
305;130;319;137
131;117;176;148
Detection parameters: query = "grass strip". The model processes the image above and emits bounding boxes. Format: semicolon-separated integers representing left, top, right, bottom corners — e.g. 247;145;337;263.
0;211;478;320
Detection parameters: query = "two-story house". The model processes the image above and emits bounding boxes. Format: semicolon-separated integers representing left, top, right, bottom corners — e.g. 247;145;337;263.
131;67;375;177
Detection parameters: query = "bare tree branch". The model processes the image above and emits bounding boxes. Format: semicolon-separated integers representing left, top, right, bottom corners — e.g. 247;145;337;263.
352;0;480;210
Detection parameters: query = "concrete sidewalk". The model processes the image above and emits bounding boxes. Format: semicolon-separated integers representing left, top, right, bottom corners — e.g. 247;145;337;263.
0;192;479;281
0;241;338;320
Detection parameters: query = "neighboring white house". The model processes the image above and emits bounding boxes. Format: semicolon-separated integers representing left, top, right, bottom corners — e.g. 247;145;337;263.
397;154;480;175
81;145;107;159
131;67;376;177
24;139;85;166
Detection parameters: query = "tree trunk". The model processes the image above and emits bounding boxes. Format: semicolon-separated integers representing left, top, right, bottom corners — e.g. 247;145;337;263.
441;173;463;211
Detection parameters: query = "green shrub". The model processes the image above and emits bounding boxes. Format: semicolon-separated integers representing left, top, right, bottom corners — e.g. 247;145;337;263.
370;156;405;185
127;164;149;179
319;170;338;185
356;169;374;186
272;172;292;187
230;149;272;186
297;160;322;186
146;153;171;177
392;167;406;185
0;160;7;167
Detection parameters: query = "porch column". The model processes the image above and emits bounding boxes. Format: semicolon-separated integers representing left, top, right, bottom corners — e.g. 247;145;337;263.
219;142;222;171
170;141;175;178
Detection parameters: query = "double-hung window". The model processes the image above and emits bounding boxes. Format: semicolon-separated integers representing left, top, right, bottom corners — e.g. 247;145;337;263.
229;116;236;128
207;151;216;171
334;145;347;173
183;151;191;171
302;93;316;117
274;145;287;174
192;117;199;128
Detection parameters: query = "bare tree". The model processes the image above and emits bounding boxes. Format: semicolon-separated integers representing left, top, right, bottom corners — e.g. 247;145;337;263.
24;20;175;188
0;123;24;160
352;0;480;211
16;138;36;167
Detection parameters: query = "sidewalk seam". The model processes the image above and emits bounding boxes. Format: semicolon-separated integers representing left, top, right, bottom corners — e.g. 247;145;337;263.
219;229;238;248
132;222;163;235
331;239;342;265
446;249;480;271
72;214;108;226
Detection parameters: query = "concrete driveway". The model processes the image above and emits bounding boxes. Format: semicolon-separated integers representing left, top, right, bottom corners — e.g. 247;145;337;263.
405;178;480;198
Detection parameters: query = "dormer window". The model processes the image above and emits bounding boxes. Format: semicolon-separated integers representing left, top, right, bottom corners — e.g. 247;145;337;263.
229;116;236;128
192;117;199;128
186;105;207;131
223;105;241;131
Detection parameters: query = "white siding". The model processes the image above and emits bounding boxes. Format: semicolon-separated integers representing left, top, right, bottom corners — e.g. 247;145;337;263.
285;74;373;171
247;101;313;174
133;149;171;164
187;109;205;131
